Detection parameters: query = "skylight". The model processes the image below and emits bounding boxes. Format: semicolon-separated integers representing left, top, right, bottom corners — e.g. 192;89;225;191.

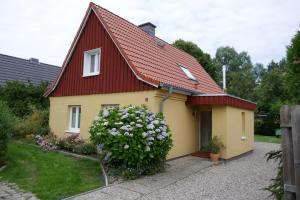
179;65;197;81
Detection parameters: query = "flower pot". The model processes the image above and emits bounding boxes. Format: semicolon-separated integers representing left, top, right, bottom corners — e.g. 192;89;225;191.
210;153;220;163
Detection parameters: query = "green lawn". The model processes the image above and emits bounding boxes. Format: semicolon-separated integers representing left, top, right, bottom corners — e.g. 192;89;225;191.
0;140;103;200
254;134;282;144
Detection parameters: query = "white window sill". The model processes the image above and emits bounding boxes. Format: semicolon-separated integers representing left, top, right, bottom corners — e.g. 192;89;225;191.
65;129;80;134
82;72;100;77
241;136;247;140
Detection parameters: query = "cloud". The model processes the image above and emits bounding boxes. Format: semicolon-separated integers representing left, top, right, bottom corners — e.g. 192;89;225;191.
0;0;299;66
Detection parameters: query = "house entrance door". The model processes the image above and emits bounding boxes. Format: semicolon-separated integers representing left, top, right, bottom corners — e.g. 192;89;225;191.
200;111;212;150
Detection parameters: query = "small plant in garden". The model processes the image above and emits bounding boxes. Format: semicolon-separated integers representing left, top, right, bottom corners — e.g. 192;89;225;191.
90;105;172;179
35;135;57;150
55;135;97;155
204;136;224;163
205;136;224;154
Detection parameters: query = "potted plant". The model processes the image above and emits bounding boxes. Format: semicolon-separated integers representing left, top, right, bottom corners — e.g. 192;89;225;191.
205;136;224;163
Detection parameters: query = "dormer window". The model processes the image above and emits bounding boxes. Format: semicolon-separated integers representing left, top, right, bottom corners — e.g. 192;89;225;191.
179;64;197;81
83;48;101;77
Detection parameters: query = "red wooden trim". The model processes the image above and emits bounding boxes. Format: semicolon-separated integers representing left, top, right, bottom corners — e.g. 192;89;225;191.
186;95;256;110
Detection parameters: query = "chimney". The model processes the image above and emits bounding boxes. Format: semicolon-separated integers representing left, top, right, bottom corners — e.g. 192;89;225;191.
29;58;39;63
222;65;227;92
138;22;156;36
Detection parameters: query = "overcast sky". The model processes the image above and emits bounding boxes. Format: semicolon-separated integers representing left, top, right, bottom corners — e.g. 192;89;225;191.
0;0;299;67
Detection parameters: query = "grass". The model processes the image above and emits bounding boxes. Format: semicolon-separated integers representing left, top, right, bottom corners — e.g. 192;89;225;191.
0;140;103;200
254;134;282;144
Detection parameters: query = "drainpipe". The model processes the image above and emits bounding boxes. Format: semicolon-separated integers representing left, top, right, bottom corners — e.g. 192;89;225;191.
159;86;173;113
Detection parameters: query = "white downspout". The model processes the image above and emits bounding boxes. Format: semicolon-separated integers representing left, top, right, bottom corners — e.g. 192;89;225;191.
159;86;173;113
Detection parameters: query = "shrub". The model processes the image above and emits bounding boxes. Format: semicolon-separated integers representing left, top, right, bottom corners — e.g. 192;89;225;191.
55;135;96;155
55;134;82;152
89;105;173;179
74;143;97;155
14;109;49;137
0;101;15;166
0;81;49;118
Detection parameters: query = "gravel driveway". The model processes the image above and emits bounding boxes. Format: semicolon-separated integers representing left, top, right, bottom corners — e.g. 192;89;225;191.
69;142;280;200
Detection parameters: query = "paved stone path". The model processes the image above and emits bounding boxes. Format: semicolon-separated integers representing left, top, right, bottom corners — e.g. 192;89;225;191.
0;182;38;200
68;142;279;200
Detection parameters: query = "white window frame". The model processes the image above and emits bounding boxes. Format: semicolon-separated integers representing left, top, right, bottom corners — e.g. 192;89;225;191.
179;64;197;81
83;48;101;77
68;106;81;133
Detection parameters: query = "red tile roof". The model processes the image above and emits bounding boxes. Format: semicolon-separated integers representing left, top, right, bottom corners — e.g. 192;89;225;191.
91;3;223;94
46;3;224;96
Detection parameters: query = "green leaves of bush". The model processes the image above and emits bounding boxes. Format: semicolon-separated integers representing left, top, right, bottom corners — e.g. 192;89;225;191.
89;105;173;179
0;101;15;166
0;81;49;118
14;109;49;137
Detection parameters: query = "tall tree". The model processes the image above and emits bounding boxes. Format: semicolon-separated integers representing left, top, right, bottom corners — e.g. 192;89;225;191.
253;59;288;135
213;46;256;100
286;29;300;103
173;39;220;82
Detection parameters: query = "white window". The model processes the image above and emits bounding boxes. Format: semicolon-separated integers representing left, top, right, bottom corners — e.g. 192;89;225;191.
83;48;101;77
179;64;197;80
68;106;81;133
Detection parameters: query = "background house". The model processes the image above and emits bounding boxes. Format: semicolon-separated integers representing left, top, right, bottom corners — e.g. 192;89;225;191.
0;53;60;86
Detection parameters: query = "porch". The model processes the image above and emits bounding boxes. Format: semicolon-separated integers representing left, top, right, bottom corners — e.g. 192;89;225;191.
186;94;256;159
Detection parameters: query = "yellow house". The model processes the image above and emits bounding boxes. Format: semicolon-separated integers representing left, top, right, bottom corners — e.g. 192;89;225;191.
45;3;256;160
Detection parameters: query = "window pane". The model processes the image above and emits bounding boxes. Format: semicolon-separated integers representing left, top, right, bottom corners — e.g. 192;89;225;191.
181;67;196;80
78;107;81;129
71;107;76;128
90;54;95;73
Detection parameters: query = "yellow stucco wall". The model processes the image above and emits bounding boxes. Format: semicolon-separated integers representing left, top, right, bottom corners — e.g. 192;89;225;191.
212;106;254;159
153;91;198;159
49;90;198;159
49;91;157;139
49;90;254;160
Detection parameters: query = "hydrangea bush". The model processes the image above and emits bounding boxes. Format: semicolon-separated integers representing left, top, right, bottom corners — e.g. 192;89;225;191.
89;105;172;179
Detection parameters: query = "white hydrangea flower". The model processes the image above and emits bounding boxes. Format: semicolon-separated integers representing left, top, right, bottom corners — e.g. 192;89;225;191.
102;109;109;117
130;121;135;125
162;131;168;137
155;128;161;133
142;132;148;138
147;136;154;140
121;114;128;119
103;121;108;126
124;144;129;149
95;116;100;121
129;133;133;137
137;119;142;123
152;120;159;125
147;124;155;130
146;146;151;151
136;124;143;128
157;135;164;140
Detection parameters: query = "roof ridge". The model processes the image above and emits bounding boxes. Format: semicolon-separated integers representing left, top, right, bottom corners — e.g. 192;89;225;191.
91;3;204;69
0;53;59;68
